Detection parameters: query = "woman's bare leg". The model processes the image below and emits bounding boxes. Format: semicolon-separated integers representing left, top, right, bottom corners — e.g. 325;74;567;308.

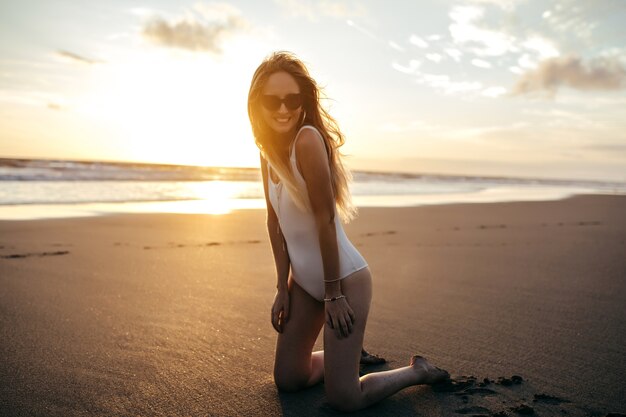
323;268;448;412
273;278;326;391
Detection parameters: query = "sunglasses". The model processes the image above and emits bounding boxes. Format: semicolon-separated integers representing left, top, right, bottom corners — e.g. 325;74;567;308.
260;94;303;111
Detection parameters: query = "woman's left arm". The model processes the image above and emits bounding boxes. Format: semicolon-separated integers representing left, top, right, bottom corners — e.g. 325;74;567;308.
296;129;355;339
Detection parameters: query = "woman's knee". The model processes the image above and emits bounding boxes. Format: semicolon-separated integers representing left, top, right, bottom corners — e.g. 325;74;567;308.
326;388;362;412
273;368;308;392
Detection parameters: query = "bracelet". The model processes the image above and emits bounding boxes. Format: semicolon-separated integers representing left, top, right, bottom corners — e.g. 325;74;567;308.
323;295;346;302
323;277;342;283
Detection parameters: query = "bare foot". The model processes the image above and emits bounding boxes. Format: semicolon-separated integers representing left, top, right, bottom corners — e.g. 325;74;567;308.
410;355;450;385
360;348;387;365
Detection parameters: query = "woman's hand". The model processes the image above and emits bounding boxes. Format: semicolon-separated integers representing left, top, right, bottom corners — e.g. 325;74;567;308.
271;290;290;333
325;297;355;339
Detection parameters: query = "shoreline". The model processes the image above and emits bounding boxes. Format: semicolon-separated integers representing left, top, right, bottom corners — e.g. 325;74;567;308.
2;195;625;416
1;191;625;221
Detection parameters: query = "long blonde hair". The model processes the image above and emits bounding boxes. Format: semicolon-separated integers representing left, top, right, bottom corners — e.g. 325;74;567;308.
248;51;356;223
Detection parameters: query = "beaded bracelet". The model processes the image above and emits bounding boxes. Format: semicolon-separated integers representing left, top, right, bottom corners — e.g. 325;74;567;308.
323;277;342;283
323;295;346;302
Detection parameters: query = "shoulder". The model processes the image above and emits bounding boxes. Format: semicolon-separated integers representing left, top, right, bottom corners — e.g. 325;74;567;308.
293;126;330;183
294;126;327;160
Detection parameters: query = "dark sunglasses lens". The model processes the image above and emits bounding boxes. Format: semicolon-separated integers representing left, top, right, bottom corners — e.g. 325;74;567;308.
284;94;302;110
260;95;281;111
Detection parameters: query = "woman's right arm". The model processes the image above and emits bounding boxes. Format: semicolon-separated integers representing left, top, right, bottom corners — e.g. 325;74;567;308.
260;155;291;332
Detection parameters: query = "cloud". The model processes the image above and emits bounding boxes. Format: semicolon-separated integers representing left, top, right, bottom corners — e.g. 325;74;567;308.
346;19;383;43
448;6;517;57
318;0;365;18
417;73;483;95
472;58;492;68
444;48;462;62
141;4;247;53
511;55;626;96
56;50;103;65
466;0;526;11
482;86;507;97
388;41;405;52
409;35;429;48
274;0;365;21
541;2;597;44
273;0;315;19
426;53;443;63
521;37;559;60
585;143;626;156
391;60;421;75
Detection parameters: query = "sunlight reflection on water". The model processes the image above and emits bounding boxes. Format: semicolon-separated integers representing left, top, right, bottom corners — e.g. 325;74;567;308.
0;185;612;220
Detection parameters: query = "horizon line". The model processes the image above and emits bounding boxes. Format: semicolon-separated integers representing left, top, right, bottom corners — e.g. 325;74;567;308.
1;155;625;185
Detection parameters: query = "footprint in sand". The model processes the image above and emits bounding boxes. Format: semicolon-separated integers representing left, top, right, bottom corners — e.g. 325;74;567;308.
478;224;507;230
431;374;600;416
363;230;397;237
549;220;603;228
143;240;260;250
1;250;70;259
454;405;492;414
532;393;570;405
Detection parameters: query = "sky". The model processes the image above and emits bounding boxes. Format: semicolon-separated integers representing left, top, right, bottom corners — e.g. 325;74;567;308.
0;0;625;181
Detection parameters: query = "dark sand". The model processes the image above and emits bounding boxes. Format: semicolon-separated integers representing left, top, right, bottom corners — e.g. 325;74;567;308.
1;195;625;416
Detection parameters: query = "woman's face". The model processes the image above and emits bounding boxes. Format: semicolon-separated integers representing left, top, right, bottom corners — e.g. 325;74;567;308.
260;71;303;136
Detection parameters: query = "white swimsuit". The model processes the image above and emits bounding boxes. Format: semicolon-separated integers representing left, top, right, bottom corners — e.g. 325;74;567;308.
267;125;368;301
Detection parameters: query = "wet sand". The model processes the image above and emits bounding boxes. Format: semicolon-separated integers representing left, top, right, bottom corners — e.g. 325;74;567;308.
1;195;625;416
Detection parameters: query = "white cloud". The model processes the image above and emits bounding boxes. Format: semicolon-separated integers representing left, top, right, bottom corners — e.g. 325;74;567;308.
409;35;429;48
426;53;443;63
542;1;597;43
518;54;536;69
522;36;559;60
444;48;462;62
417;73;483;95
346;19;382;43
129;7;156;17
389;41;405;52
450;5;483;22
391;60;421;75
273;0;315;19
466;0;526;11
193;2;244;22
448;6;517;57
472;58;492;68
274;0;365;21
482;86;507;97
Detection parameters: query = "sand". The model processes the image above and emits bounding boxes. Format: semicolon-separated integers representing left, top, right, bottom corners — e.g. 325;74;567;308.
1;195;625;416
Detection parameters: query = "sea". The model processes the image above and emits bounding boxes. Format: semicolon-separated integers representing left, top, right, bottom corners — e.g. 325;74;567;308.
1;158;625;220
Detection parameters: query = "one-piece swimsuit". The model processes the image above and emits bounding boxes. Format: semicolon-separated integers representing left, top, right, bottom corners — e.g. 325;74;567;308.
267;125;368;301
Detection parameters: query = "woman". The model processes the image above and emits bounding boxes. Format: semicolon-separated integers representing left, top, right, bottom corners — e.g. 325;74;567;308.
247;51;449;412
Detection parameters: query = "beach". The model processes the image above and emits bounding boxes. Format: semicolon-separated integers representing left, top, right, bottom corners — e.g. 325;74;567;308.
1;194;625;416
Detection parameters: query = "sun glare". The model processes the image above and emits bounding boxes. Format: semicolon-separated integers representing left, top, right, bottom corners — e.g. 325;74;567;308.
76;41;265;168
